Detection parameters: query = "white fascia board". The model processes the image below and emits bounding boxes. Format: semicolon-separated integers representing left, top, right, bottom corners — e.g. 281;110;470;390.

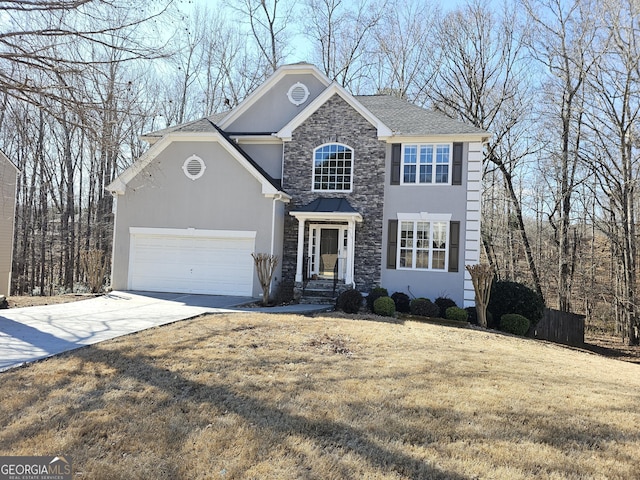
218;64;331;130
139;135;162;145
233;134;282;145
385;134;490;144
289;210;363;223
276;83;393;141
105;131;287;199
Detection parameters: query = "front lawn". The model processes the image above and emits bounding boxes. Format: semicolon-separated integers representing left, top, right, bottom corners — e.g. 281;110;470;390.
1;313;638;479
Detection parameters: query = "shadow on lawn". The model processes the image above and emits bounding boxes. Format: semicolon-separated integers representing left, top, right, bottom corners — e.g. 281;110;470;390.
82;343;465;479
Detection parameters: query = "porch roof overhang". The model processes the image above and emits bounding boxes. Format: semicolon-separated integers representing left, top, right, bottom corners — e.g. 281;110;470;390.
289;197;363;222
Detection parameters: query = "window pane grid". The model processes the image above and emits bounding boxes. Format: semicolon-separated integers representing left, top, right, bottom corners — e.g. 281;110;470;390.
402;143;450;184
313;144;353;191
398;220;448;270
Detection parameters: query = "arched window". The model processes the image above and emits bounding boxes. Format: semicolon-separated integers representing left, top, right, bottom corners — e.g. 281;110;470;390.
312;143;353;192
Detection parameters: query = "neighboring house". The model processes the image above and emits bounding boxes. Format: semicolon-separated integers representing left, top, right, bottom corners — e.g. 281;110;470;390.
107;64;488;307
0;150;18;296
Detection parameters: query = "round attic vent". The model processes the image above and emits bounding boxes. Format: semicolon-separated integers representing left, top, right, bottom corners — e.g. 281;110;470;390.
182;155;206;180
287;82;309;106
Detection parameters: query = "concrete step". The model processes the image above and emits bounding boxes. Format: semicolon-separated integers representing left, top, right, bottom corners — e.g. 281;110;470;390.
299;295;337;305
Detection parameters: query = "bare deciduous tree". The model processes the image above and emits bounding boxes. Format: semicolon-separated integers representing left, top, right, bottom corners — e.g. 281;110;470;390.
427;0;544;299
371;0;439;102
524;0;599;312
583;0;640;344
303;0;386;91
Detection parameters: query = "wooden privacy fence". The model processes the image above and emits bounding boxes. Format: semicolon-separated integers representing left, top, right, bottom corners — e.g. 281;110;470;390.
533;308;585;346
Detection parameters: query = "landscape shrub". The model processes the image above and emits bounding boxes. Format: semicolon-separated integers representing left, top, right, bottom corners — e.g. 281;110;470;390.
366;287;389;311
391;292;411;313
374;296;396;317
465;306;478;324
274;281;295;305
488;281;544;328
446;306;469;322
499;313;530;336
336;289;363;314
435;297;457;318
410;298;440;317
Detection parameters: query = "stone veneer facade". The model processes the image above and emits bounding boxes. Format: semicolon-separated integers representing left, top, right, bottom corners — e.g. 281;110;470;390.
281;94;386;292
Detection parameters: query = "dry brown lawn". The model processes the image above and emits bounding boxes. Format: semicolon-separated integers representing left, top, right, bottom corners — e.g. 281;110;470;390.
1;312;639;479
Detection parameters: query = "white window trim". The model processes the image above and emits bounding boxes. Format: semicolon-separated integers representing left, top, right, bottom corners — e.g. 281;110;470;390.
311;142;354;193
396;213;451;271
400;143;452;186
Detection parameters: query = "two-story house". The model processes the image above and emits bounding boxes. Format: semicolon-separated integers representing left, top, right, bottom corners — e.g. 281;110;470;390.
107;64;488;307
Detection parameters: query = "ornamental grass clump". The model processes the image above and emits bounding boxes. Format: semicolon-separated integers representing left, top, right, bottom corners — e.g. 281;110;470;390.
373;296;396;317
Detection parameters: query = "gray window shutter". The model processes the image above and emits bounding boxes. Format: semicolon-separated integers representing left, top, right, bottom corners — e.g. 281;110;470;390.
449;221;460;272
391;144;401;185
452;142;463;185
387;219;398;269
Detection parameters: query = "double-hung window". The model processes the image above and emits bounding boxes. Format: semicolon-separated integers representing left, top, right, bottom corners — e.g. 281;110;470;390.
313;143;353;191
402;143;451;185
398;216;449;270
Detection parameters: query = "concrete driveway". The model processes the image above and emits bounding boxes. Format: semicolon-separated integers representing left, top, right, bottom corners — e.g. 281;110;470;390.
0;291;326;372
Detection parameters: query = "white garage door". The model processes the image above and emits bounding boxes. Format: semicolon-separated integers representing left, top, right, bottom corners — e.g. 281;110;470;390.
128;228;256;296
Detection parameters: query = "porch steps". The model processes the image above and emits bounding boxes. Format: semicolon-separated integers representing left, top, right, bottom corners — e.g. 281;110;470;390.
299;279;347;305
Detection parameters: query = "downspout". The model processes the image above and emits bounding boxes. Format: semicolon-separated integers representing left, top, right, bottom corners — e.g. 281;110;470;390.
280;140;285;185
270;193;284;257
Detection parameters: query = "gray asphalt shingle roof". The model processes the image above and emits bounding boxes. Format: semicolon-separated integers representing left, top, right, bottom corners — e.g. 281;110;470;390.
355;95;488;136
142;112;228;138
142;94;486;139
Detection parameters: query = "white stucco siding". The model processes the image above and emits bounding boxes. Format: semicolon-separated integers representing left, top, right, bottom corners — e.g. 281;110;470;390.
225;73;328;133
238;143;283;180
381;142;479;307
111;141;281;296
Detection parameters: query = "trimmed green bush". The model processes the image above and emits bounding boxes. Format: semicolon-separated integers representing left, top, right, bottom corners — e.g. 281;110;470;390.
367;287;389;311
488;281;544;328
446;306;469;322
391;292;411;313
336;289;363;314
435;297;457;318
410;298;440;317
374;296;396;317
465;306;478;324
500;313;530;336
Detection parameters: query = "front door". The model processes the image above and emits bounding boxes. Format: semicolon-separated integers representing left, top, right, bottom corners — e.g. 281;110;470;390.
319;228;339;277
309;225;347;279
